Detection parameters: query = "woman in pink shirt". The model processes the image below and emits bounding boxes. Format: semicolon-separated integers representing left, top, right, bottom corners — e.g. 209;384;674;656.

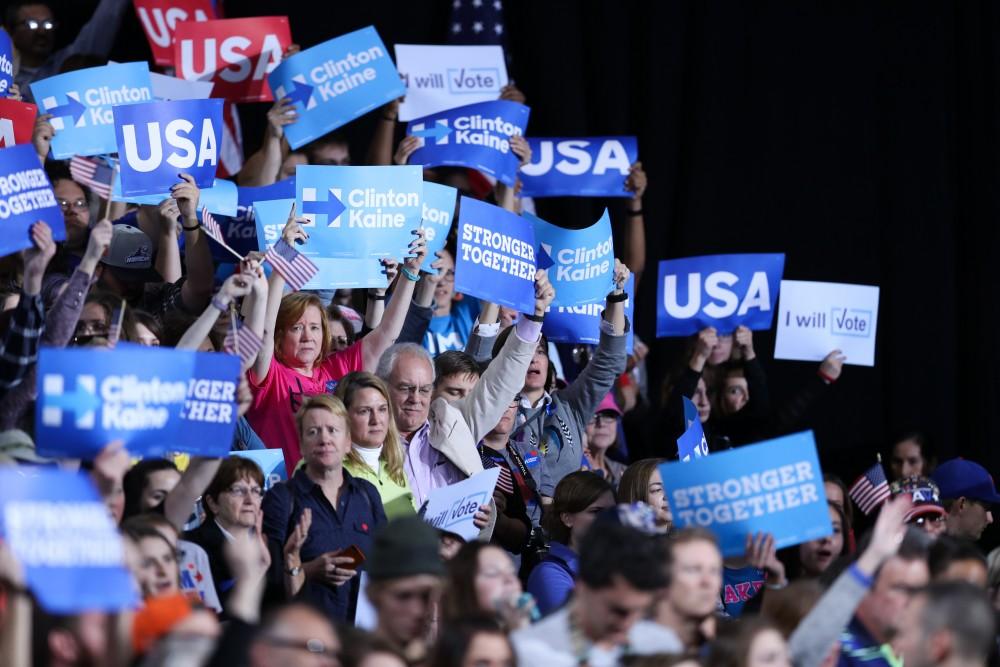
246;206;426;472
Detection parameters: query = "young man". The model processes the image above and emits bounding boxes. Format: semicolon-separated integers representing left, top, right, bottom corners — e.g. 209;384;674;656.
654;527;724;652
931;459;1000;542
891;581;995;667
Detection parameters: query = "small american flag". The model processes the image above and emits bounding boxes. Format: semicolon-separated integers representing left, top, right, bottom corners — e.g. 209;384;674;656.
265;239;318;291
849;463;891;515
479;448;514;494
69;156;113;199
224;318;264;366
200;207;224;243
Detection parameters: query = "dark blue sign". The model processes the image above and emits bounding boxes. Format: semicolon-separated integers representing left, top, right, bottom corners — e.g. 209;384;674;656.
542;275;634;354
520;136;637;198
209;178;295;262
0;143;66;255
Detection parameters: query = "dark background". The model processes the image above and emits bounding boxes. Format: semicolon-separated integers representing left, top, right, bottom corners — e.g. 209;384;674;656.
48;1;1000;540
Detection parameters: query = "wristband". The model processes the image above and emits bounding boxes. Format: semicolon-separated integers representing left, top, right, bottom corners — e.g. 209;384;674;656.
368;292;387;301
182;222;200;231
606;291;628;303
211;296;231;313
401;267;420;282
525;313;544;323
627;208;643;217
818;369;837;384
847;564;874;589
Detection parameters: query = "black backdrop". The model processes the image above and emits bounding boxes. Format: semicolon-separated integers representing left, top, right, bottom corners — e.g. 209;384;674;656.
50;0;1000;539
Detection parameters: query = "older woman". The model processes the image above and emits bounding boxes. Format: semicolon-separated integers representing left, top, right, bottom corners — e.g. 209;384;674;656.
247;208;426;472
262;394;387;622
583;393;628;487
335;371;416;519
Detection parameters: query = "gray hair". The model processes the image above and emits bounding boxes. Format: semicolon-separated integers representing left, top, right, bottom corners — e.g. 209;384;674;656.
375;343;435;382
918;581;996;662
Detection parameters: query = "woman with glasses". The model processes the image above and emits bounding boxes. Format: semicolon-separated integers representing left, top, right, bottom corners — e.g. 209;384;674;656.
583;393;628;488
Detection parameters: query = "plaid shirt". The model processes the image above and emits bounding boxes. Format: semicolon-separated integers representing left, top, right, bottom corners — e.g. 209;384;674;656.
0;293;45;395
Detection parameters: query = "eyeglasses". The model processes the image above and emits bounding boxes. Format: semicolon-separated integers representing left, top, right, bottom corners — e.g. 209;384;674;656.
260;636;341;659
909;514;946;526
17;19;56;32
225;485;264;499
58;198;88;212
395;383;433;397
589;412;619;425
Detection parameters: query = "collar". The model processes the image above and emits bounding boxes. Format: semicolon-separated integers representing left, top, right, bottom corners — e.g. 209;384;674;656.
405;421;431;445
520;392;551;411
213;518;237;543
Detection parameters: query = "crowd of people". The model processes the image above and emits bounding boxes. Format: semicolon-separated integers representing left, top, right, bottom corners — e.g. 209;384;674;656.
0;2;999;667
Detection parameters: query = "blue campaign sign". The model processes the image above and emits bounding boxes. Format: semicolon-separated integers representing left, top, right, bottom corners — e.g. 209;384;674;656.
295;165;422;259
542;275;634;354
526;209;614;307
659;431;831;557
656;253;785;338
406;100;530;186
421;180;457;275
455;196;536;313
231;450;287;490
0;29;12;96
112;174;237;217
269;26;405;149
35;345;240;459
520;136;637;198
0;144;66;254
677;397;709;462
30;62;153;159
208;178;295;263
114;98;223;197
0;467;138;613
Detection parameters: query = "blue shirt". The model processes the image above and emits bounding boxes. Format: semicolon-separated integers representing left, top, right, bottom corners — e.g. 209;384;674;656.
526;541;578;616
262;467;387;622
721;565;765;617
423;299;478;356
838;618;901;667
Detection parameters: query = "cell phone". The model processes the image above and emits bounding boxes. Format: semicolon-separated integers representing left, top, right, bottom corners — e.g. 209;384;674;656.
338;544;366;569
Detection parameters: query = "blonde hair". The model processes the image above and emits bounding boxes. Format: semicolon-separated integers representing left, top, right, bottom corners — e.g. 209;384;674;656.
275;292;330;365
295;394;351;444
334;372;408;487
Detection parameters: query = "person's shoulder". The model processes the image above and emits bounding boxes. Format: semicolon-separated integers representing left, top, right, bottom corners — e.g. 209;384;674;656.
629;620;684;655
512;607;570;642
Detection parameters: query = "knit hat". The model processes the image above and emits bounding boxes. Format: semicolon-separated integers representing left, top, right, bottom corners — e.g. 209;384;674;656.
367;516;446;581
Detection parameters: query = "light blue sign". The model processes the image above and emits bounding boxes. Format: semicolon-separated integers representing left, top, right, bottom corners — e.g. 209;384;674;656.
659;431;831;557
114;98;223;196
112;173;237;217
542;275;634;354
0;144;66;254
526;209;613;307
421;180;457;275
406;100;530;186
0;29;12;96
677;397;709;462
208;178;295;263
231;449;287;490
295;165;422;259
30;62;153;159
0;468;138;613
656;253;785;338
35;344;240;459
455;196;535;314
269;26;405;150
520;136;637;198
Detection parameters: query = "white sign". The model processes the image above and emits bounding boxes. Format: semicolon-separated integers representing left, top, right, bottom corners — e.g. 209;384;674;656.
395;44;508;121
774;280;879;367
111;62;214;101
422;467;500;541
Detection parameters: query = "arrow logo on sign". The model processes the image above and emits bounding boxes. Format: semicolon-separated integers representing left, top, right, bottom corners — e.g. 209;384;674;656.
302;189;346;227
411;121;452;141
46;95;86;125
536;242;555;270
284;80;314;108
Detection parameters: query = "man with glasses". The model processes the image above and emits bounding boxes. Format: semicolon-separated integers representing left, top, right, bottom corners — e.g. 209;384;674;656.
931;459;1000;542
249;603;342;667
4;0;131;101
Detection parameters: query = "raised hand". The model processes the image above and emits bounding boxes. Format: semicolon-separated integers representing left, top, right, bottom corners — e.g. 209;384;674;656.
22;221;56;296
170;174;201;221
394;135;421;165
267;97;299;140
403;228;427;273
32;113;54;162
532;268;556;317
734;325;755;361
625;161;647;199
281;202;309;246
820;350;846;382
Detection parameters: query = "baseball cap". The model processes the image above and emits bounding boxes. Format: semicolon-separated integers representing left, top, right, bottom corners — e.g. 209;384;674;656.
101;224;162;283
594;392;623;417
931;458;1000;505
890;476;946;522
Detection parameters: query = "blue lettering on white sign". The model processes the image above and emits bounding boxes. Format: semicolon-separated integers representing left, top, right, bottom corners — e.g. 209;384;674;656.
520;136;637;198
0;144;66;254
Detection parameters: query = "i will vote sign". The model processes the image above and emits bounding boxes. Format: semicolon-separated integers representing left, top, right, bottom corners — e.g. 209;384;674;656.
421;180;458;275
30;62;153;158
423;468;500;541
0;144;65;256
527;208;614;307
407;100;530;187
774;280;880;367
395;43;508;121
35;345;240;459
114;98;223;196
543;275;635;354
0;468;138;613
295;165;422;259
455;197;536;314
520;137;638;198
656;253;785;337
659;431;831;557
0;99;38;148
269;26;405;149
175;16;292;103
134;0;214;67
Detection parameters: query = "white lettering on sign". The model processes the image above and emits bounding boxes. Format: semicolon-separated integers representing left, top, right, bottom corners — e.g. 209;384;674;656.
0;167;57;219
137;7;210;48
179;34;284;83
4;501;126;567
120;117;219;172
521;139;632;177
662;270;771;320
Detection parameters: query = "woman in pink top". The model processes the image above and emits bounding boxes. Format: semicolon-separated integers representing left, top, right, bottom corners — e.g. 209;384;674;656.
246;205;426;472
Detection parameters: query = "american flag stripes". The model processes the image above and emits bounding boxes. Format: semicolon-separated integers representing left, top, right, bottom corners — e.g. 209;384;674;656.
265;239;318;291
68;156;114;199
849;462;891;515
199;207;244;261
224;319;264;367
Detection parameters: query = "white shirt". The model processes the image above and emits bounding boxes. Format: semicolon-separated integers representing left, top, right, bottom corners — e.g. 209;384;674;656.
354;443;383;471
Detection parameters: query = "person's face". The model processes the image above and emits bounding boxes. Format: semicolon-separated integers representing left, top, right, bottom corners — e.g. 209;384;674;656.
474;546;522;612
347;388;390;448
523;343;550;393
858;556;929;642
134;536;179;598
301;408;351;470
54;179;89;247
12;4;55;60
371;575;441;645
909;511;948;538
891;440;926;480
141;468;181;511
387;354;434;435
328;319;350;352
251;607;342;667
561;490;616;549
433;372;479;403
461;633;515;667
280;305;324;369
434;250;456;307
439;534;464;560
747;629;792;667
889;594;932;667
577;574;656;646
75;302;110;341
720;375;749;415
585;411;619;453
209;475;262;531
498;306;517;329
668;539;723;619
647;468;672;529
799;506;844;576
708;333;733;365
951;498;994;541
279;152;308;181
133;322;160;346
937;558;988;587
824;481;845;512
489;399;519;438
310;142;350;166
693;378;711;423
